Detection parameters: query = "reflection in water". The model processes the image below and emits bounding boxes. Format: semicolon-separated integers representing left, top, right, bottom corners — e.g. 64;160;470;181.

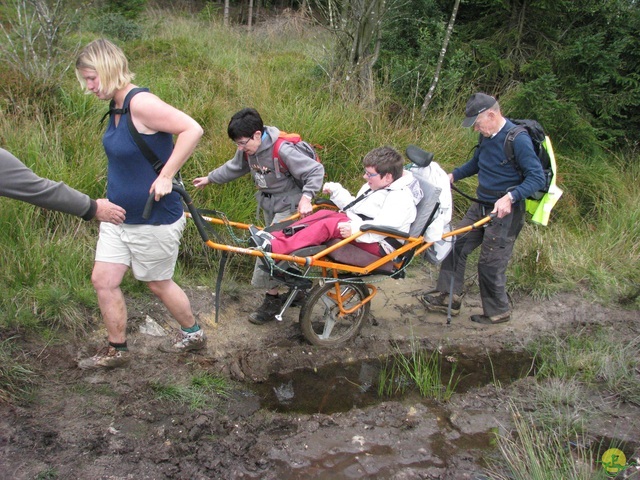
273;380;295;404
253;348;533;414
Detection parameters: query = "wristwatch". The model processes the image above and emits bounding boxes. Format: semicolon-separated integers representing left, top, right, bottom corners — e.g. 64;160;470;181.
507;192;516;204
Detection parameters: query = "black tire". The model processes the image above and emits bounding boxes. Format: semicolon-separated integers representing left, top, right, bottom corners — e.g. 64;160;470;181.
299;280;370;347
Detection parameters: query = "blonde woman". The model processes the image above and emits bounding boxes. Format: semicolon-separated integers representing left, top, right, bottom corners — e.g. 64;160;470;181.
75;39;206;369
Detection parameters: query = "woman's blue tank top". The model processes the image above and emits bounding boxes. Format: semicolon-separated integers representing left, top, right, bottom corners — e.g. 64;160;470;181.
102;88;183;225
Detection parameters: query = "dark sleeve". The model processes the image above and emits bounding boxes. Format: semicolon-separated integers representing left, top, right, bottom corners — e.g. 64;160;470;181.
511;134;546;202
0;148;94;219
452;148;480;181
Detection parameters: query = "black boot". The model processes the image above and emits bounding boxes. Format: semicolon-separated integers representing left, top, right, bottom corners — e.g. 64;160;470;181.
248;293;281;325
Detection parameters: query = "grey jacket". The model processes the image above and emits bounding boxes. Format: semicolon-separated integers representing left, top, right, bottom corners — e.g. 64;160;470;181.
0;148;97;220
206;126;324;215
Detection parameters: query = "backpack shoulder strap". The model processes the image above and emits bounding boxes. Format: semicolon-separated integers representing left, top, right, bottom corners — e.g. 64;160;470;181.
122;88;164;175
503;125;528;175
272;136;288;173
272;132;302;174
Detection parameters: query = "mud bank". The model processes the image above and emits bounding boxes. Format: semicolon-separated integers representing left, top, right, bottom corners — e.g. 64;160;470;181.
1;274;638;479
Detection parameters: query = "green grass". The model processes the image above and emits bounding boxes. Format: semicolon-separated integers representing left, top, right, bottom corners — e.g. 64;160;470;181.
529;327;640;406
483;327;640;479
0;7;637;339
377;338;460;401
0;337;37;404
523;377;594;437
149;371;231;410
486;403;608;480
34;468;59;480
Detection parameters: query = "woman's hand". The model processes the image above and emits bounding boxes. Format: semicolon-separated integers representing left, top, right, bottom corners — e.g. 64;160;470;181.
150;175;174;201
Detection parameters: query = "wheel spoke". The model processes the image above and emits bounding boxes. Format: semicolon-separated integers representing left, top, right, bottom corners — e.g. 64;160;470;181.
299;281;370;346
319;316;336;339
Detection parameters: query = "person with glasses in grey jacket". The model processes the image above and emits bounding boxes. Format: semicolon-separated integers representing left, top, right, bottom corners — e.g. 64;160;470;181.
193;108;325;325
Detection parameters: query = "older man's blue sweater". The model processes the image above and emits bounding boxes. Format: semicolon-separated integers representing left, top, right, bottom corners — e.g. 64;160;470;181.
453;120;546;203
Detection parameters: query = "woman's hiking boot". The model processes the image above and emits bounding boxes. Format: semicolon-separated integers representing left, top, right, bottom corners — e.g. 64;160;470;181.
78;346;130;370
419;290;463;316
248;293;282;325
159;328;207;352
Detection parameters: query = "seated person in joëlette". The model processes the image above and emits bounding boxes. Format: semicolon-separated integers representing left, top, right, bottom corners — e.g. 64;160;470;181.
249;146;423;257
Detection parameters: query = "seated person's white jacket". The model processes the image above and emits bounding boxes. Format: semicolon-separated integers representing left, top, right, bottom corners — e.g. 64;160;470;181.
323;171;423;244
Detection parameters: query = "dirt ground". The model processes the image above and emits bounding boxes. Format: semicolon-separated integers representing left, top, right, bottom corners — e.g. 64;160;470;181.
1;270;639;480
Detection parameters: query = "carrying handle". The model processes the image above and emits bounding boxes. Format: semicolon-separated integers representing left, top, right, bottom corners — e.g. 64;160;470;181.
142;184;210;242
143;192;156;220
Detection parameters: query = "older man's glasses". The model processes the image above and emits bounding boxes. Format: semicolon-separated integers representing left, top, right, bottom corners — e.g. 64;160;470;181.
363;170;380;178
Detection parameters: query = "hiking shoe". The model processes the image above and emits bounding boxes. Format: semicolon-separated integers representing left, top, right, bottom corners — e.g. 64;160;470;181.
470;312;511;325
248;225;273;251
248;293;281;325
159;328;207;353
419;290;463;315
78;346;130;370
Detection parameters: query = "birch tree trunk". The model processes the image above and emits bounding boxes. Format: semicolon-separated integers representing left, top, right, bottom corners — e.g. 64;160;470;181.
420;0;460;114
223;0;230;26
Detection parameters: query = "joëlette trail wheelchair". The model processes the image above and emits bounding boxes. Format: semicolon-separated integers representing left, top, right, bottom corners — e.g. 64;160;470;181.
152;146;492;348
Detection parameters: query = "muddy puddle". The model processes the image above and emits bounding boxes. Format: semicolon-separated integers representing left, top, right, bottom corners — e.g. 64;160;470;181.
252;348;533;414
240;349;536;479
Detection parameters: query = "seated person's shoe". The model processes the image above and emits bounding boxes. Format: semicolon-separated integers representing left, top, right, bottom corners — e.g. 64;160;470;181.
248;293;282;325
419;290;463;315
248;225;274;270
248;225;274;251
470;311;511;325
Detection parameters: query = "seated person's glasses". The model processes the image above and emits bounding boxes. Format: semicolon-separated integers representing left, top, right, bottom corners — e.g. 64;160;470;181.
363;170;380;178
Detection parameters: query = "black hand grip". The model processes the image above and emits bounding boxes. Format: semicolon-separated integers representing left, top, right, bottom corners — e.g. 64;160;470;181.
141;183;211;243
142;192;156;220
171;183;210;243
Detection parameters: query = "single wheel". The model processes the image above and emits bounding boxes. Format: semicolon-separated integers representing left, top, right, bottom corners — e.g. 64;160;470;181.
299;280;370;347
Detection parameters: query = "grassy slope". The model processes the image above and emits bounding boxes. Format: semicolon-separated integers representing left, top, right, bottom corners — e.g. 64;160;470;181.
0;10;638;335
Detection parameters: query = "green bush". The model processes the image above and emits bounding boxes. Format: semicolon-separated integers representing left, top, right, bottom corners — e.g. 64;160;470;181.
503;77;600;155
103;0;147;20
87;12;143;41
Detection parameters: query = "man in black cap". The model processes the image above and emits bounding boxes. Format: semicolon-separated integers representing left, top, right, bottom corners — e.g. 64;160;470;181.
420;93;545;324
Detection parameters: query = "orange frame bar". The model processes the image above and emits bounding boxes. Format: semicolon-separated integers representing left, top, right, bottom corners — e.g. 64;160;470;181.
186;209;492;316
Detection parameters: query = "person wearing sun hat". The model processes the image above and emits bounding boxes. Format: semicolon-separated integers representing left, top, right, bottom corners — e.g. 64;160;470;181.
419;92;546;325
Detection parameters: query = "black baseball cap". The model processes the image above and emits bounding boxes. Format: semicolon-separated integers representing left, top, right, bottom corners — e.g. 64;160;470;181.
461;93;497;127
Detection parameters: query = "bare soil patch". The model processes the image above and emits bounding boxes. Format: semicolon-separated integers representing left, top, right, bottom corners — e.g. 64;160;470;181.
1;272;639;479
